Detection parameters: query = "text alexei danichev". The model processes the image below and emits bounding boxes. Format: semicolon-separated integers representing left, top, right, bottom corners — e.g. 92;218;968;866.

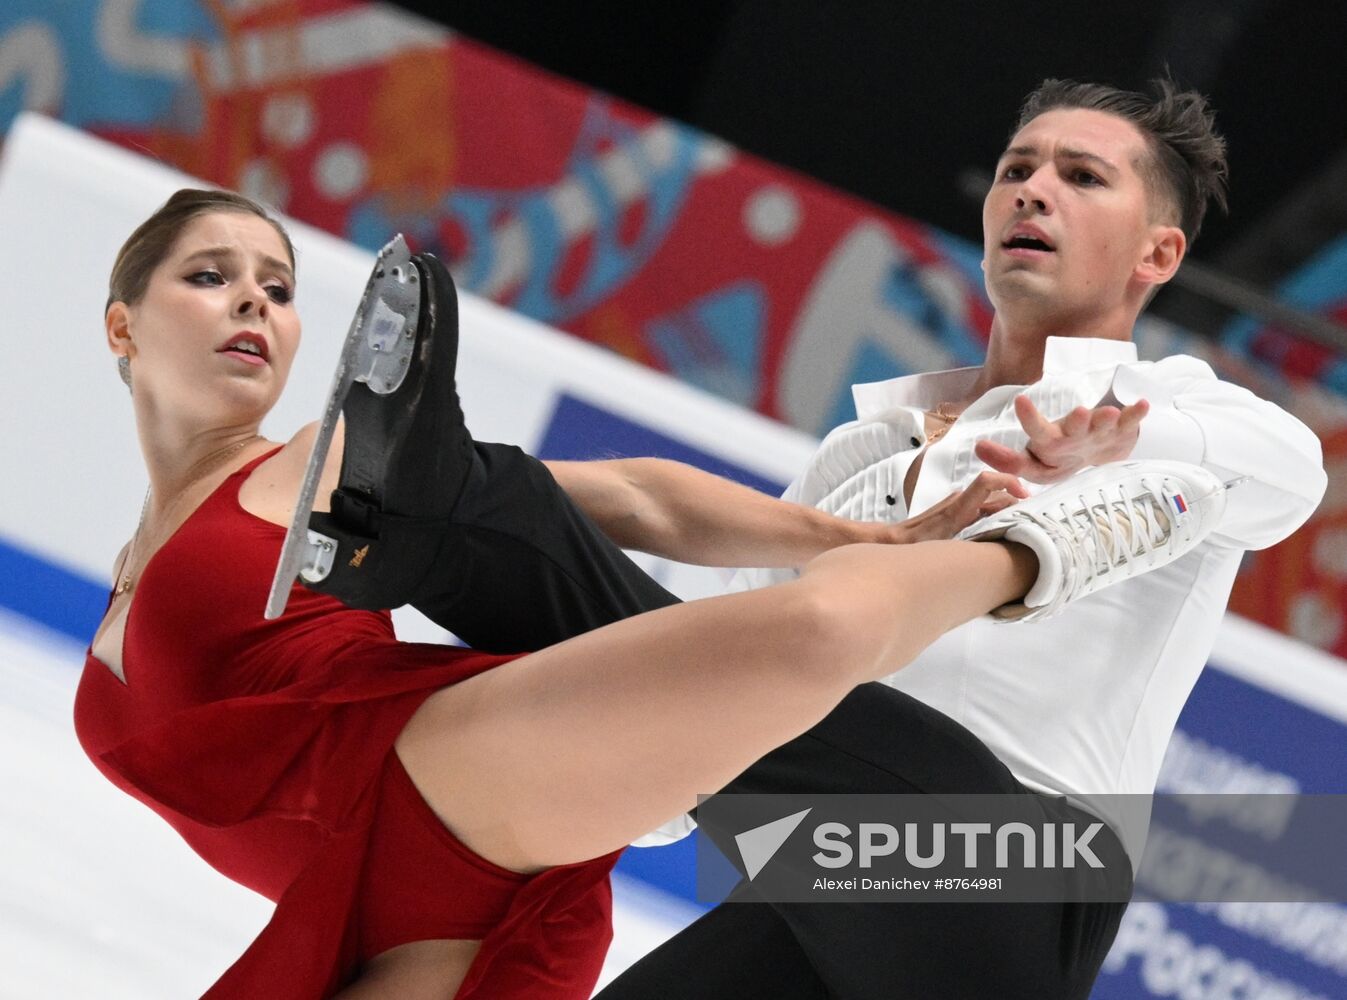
811;877;1005;891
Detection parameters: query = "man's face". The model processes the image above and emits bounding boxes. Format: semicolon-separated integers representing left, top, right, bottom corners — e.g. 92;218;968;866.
982;108;1173;325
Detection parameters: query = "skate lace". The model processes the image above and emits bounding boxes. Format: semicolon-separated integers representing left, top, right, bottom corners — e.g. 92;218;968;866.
1030;480;1181;599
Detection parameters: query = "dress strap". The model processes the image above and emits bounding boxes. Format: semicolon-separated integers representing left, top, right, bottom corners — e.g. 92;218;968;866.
235;444;287;478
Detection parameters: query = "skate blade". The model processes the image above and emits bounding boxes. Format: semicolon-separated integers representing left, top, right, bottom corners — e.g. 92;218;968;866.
265;235;423;619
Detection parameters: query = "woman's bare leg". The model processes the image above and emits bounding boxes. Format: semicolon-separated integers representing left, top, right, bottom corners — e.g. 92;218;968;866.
395;539;1035;872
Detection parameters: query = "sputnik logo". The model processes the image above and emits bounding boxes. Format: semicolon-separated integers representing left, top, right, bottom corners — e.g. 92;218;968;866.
735;808;812;880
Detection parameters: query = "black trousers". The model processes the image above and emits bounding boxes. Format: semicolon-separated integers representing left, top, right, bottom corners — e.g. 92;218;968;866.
415;442;682;652
434;443;1128;999
597;683;1129;1000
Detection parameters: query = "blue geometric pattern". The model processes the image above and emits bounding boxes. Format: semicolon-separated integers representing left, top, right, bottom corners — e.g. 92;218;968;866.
349;99;705;324
1;2;215;134
647;282;766;408
823;337;911;430
1219;233;1347;395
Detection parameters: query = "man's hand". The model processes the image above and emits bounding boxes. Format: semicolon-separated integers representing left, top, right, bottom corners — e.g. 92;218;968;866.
975;394;1148;484
860;471;1029;545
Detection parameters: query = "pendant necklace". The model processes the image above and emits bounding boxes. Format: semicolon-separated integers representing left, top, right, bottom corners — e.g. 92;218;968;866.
113;437;261;597
926;402;962;444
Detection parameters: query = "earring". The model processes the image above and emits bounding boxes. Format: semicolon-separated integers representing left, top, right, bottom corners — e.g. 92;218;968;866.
117;355;132;393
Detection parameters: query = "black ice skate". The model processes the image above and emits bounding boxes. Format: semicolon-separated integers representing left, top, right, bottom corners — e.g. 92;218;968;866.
265;236;473;619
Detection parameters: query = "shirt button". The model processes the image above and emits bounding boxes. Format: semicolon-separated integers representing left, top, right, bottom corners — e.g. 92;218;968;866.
909;436;921;447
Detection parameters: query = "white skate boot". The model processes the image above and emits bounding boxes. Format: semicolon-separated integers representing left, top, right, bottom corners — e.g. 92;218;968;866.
957;461;1233;623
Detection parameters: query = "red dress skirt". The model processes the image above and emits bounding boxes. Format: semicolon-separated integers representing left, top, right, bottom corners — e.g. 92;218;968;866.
74;448;620;998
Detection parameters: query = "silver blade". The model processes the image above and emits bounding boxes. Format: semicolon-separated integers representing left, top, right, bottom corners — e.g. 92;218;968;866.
264;235;420;619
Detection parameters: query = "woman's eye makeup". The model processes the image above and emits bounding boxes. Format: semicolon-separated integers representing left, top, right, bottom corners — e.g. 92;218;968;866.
184;268;293;304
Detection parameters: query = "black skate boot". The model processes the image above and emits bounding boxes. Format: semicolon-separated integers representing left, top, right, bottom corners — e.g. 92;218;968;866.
268;235;679;648
266;237;473;617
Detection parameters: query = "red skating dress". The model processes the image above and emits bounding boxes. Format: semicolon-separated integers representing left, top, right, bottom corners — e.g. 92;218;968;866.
74;447;621;999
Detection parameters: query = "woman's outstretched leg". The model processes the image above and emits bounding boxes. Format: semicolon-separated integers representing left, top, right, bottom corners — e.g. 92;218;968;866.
396;456;1228;871
395;537;1036;873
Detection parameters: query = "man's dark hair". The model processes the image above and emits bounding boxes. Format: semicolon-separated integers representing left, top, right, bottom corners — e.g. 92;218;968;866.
1014;77;1229;245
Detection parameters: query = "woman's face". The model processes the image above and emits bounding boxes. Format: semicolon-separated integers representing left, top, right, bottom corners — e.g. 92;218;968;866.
108;210;301;429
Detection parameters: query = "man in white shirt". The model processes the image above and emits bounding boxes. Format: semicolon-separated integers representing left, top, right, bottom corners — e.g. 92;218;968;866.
595;78;1325;1000
309;75;1324;998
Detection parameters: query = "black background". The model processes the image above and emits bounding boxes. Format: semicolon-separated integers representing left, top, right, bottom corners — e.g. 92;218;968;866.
396;0;1347;335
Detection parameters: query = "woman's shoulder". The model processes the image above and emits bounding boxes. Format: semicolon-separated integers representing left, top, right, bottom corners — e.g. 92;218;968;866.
264;421;345;476
240;421;345;523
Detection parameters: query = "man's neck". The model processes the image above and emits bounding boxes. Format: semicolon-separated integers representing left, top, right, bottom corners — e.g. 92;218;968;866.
967;310;1135;400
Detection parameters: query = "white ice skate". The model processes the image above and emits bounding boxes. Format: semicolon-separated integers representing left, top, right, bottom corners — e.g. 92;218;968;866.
957;460;1234;623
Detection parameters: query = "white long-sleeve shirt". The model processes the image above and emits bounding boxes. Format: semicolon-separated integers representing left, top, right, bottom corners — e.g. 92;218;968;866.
724;336;1326;860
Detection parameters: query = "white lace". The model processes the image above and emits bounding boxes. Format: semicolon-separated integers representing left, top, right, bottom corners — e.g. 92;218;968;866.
1028;477;1186;602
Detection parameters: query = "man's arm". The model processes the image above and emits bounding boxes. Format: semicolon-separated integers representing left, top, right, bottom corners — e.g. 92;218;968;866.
546;457;1024;567
978;355;1327;550
1118;356;1325;549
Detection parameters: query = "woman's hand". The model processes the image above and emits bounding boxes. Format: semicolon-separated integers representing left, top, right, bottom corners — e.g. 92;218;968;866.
857;471;1029;545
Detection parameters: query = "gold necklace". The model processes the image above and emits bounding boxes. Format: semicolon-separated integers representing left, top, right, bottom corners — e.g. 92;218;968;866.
113;437;262;597
926;402;962;443
113;488;152;597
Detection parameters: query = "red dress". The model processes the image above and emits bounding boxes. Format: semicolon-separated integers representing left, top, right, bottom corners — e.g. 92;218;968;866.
74;447;620;998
